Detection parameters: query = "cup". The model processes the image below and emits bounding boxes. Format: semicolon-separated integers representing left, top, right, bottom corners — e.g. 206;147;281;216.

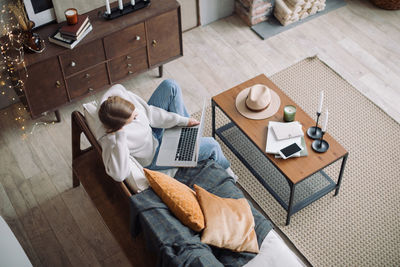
283;105;296;122
65;8;78;25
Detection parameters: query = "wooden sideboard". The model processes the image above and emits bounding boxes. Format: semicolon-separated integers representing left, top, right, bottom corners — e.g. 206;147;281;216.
20;0;182;121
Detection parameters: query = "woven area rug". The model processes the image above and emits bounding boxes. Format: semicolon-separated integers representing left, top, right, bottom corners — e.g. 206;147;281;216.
197;57;400;266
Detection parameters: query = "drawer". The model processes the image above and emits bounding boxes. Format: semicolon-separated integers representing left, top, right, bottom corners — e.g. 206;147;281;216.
66;64;109;99
60;39;105;77
24;57;68;117
104;23;146;59
109;47;148;82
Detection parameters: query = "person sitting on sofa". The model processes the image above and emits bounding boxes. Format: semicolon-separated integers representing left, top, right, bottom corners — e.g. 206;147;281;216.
97;79;236;186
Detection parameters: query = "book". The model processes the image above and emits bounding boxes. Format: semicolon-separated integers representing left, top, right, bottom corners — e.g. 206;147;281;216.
265;121;303;155
59;15;89;37
49;24;93;49
61;22;91;41
271;121;304;140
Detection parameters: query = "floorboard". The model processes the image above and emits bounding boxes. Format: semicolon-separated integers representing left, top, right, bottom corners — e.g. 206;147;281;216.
0;1;399;265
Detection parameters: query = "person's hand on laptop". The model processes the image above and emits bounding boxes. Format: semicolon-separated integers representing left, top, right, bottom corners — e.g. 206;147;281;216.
187;118;200;127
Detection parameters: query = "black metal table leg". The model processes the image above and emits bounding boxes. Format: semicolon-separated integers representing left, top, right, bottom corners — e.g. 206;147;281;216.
212;101;216;138
158;65;163;78
335;153;348;196
286;182;295;225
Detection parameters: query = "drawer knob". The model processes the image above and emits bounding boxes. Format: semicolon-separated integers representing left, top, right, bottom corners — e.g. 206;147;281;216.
128;71;133;74
152;40;157;47
85;73;90;78
135;35;140;41
88;88;94;92
127;63;132;67
71;61;76;67
126;55;131;60
55;81;61;88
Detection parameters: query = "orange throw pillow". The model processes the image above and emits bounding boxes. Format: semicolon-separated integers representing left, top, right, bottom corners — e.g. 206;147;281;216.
194;184;259;253
143;169;205;232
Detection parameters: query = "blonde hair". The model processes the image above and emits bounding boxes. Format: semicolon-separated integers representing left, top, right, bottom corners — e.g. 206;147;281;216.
98;96;135;133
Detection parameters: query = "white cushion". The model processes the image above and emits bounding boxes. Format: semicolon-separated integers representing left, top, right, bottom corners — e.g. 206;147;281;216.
82;101;149;193
0;216;32;267
243;229;305;267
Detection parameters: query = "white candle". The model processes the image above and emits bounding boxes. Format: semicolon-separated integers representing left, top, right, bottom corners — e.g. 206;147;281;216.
105;0;111;14
318;91;324;114
322;109;328;132
118;0;123;10
131;0;135;5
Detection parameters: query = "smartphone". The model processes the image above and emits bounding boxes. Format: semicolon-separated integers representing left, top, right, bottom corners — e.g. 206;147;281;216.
278;143;303;159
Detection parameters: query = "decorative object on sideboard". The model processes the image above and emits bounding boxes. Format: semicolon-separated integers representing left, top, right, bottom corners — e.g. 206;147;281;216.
307;91;323;139
8;1;45;53
274;0;326;26
65;8;79;25
312;109;329;152
23;0;56;28
103;0;151;20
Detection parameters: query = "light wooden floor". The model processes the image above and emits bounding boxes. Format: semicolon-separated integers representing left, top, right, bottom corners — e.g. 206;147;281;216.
1;0;399;265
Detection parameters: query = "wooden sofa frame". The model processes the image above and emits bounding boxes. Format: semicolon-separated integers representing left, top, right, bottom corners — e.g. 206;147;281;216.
71;111;156;266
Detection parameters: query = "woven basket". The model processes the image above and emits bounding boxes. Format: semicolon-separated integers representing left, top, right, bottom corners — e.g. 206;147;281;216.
371;0;400;10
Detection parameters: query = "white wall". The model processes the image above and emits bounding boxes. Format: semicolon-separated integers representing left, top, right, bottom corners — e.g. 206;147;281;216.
199;0;235;26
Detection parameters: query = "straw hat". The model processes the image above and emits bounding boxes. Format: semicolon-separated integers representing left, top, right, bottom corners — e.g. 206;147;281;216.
235;84;281;120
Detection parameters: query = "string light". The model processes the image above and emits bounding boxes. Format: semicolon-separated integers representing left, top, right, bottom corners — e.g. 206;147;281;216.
1;1;30;134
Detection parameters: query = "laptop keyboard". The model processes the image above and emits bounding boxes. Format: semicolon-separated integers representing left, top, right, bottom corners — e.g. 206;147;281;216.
175;127;198;161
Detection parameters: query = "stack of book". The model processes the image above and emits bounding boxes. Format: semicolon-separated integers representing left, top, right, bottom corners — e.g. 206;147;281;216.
49;15;92;49
265;121;308;158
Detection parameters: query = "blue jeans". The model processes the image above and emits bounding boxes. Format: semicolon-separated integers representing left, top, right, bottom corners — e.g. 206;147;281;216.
145;79;230;170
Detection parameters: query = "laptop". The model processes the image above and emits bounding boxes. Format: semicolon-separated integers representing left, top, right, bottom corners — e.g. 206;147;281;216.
156;101;206;167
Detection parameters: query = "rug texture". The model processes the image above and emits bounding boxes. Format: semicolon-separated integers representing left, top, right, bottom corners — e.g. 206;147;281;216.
251;0;346;40
198;57;400;266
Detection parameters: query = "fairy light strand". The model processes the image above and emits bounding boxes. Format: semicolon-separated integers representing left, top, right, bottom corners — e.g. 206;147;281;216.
1;2;30;135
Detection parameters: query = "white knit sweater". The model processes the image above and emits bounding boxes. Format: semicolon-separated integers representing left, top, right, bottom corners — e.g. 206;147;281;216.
98;84;189;182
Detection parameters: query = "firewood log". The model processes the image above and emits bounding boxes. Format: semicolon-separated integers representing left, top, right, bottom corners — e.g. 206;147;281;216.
285;0;305;7
274;0;293;20
303;1;312;9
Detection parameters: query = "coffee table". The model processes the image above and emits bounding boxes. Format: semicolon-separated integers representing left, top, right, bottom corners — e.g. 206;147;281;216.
211;74;348;225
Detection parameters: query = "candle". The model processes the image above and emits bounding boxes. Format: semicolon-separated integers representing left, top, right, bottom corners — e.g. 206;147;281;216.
118;0;123;10
64;8;78;25
322;109;328;132
283;105;296;122
105;0;111;14
131;0;135;5
318;91;324;114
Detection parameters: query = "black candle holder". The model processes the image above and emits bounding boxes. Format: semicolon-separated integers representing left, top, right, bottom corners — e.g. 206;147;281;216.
103;0;151;20
311;131;329;153
307;112;322;140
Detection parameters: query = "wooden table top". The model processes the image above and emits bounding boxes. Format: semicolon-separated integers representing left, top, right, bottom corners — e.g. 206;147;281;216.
212;74;348;184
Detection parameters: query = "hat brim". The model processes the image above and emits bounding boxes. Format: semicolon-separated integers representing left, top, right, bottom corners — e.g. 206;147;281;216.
235;87;281;120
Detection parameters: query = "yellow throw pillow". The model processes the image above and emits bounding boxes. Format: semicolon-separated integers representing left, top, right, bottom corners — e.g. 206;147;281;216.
143;169;205;232
194;184;259;253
